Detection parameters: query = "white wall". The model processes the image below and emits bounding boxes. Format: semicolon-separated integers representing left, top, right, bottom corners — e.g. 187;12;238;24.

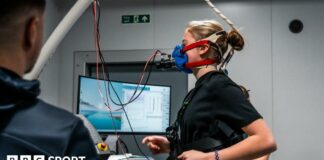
43;0;324;159
272;0;324;159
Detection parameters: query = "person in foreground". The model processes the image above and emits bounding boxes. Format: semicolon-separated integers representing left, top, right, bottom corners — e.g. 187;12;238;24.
0;0;98;159
142;20;277;160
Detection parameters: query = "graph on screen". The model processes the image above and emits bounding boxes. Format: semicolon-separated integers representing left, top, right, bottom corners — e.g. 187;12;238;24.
77;76;171;134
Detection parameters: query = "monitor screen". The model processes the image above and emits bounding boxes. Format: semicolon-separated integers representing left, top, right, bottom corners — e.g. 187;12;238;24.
77;76;171;134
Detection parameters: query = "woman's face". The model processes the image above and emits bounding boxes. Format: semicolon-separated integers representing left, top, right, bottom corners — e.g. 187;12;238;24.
182;30;207;63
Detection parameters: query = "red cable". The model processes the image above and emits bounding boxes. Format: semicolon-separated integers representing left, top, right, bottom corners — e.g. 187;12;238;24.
126;51;158;104
91;1;127;155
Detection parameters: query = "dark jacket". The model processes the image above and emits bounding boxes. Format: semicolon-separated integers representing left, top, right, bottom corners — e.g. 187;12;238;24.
0;67;98;159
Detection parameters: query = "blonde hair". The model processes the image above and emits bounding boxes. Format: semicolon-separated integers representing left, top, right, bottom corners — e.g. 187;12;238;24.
186;20;245;61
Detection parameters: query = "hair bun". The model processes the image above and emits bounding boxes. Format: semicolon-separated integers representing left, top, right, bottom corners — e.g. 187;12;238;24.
227;30;244;51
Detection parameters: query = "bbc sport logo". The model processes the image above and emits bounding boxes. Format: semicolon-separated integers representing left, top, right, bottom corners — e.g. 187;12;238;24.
7;155;44;160
7;155;86;160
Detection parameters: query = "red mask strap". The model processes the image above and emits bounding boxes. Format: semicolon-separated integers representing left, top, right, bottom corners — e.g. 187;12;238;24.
182;40;210;52
185;59;217;68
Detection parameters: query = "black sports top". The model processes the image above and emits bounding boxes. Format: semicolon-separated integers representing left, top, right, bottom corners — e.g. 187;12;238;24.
179;71;262;149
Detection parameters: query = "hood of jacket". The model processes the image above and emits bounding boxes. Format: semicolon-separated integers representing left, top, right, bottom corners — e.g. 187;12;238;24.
0;67;40;111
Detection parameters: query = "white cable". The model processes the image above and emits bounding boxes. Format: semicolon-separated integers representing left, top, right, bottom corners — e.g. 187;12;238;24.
24;0;93;80
204;0;236;30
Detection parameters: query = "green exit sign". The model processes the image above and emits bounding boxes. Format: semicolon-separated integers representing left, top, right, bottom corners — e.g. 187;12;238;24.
122;14;150;24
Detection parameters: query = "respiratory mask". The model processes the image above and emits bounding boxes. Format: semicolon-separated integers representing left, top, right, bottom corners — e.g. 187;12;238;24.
171;31;226;73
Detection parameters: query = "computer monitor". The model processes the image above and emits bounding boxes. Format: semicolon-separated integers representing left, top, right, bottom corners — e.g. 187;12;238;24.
77;76;171;134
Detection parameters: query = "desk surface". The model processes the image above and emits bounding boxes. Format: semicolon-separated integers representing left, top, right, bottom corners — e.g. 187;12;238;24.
108;154;154;160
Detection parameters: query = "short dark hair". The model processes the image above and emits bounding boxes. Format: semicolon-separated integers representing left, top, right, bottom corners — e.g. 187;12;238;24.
0;0;46;44
0;0;46;26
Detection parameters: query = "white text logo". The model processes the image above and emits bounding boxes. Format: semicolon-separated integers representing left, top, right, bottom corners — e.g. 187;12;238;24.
7;155;86;160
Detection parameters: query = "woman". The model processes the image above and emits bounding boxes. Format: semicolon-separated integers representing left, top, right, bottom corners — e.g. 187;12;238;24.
142;20;276;160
